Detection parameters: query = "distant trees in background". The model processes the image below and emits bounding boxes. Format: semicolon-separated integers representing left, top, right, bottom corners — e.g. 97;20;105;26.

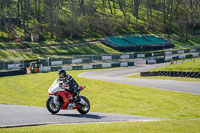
0;0;200;41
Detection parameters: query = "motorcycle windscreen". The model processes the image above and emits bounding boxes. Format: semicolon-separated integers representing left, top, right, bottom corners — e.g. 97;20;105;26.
48;79;64;94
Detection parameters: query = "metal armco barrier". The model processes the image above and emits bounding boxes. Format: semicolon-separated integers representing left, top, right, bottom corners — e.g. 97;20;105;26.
0;68;27;77
141;71;200;78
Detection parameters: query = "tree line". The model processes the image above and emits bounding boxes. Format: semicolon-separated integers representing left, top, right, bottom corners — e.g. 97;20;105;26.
0;0;200;41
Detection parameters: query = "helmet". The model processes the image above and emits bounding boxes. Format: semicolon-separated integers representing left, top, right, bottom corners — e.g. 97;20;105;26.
58;69;66;78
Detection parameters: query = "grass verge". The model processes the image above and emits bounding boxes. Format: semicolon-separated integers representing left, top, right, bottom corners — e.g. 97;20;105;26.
127;58;200;82
0;120;200;133
127;73;200;82
0;70;200;119
151;58;200;72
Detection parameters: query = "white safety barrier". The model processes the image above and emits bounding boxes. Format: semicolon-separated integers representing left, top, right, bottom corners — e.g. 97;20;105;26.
179;55;186;59
120;55;130;59
165;51;172;55
190;49;196;52
8;63;20;69
193;53;199;57
39;67;51;72
102;63;112;68
178;50;185;54
51;61;62;66
62;66;72;70
102;56;112;60
72;59;82;64
137;54;145;58
83;65;93;70
120;62;128;67
165;57;172;62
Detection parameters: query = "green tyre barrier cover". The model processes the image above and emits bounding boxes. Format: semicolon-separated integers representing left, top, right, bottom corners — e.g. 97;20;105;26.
156;58;165;63
186;54;193;59
128;62;134;66
63;59;72;64
92;64;103;69
72;66;83;70
111;63;120;68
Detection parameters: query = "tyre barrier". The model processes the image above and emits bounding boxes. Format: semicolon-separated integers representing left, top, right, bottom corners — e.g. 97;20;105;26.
128;62;134;66
0;68;27;77
141;71;200;78
38;61;135;73
146;60;156;64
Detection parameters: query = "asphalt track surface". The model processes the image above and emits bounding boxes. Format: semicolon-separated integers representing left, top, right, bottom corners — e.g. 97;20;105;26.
0;60;199;128
79;60;200;95
0;104;167;128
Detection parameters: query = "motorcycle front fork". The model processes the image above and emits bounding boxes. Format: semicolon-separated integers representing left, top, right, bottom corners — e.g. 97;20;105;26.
79;98;86;106
51;95;59;105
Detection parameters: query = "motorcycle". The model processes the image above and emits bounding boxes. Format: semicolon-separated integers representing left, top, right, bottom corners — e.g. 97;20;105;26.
46;79;90;115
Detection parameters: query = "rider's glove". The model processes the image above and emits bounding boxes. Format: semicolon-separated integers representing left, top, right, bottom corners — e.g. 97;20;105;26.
73;91;79;96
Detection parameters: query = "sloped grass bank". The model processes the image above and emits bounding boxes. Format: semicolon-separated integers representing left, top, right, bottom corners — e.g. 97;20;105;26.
0;43;120;60
32;43;120;55
0;70;200;119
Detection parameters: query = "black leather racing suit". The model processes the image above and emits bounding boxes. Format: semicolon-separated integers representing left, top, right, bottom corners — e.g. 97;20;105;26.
59;74;79;96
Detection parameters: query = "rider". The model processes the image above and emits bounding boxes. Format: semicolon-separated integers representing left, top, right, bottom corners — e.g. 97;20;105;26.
58;69;80;102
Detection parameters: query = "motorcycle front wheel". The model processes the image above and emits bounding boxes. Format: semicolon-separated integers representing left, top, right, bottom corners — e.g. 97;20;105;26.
46;97;61;114
77;96;90;114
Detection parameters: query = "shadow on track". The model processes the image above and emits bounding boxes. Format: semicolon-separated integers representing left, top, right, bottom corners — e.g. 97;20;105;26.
56;113;104;119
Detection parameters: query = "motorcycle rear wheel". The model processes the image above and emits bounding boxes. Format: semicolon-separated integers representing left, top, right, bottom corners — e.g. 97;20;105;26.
77;96;90;114
46;97;61;114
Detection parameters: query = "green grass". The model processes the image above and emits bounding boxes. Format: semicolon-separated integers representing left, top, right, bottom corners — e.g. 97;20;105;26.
171;36;200;48
1;120;200;133
32;43;120;55
0;70;200;119
0;43;120;60
127;58;200;82
0;37;101;50
0;50;39;61
151;58;200;72
170;38;200;48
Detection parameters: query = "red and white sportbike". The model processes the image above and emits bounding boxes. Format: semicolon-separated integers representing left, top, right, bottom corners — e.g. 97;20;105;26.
46;79;90;114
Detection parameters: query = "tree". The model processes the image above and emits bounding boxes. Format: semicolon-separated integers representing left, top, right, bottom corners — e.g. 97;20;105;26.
146;0;153;28
108;0;113;14
133;0;140;19
49;0;53;38
118;0;126;16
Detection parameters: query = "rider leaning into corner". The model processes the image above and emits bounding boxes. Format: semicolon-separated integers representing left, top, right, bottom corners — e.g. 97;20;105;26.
58;69;81;103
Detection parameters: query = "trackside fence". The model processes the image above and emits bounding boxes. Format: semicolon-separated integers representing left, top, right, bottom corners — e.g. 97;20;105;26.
1;47;200;70
0;47;200;77
0;61;134;77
